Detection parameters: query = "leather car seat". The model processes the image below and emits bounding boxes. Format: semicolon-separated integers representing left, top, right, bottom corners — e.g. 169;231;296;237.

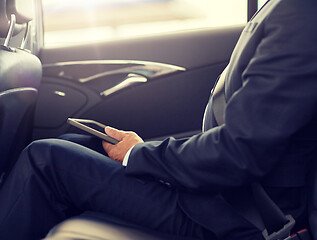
0;0;42;91
0;0;41;183
46;211;197;240
0;88;37;181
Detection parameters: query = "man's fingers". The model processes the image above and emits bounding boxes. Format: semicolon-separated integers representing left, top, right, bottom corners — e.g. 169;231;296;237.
102;141;112;154
105;126;125;141
102;127;144;162
102;140;111;150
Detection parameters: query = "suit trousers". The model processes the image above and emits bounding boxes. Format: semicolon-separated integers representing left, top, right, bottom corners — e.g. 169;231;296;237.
0;136;262;240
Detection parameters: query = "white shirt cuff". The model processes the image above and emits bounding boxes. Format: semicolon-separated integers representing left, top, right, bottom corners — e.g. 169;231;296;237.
122;147;133;166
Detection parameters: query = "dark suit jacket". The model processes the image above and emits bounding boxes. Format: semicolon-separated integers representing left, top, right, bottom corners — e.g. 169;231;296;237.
125;0;317;237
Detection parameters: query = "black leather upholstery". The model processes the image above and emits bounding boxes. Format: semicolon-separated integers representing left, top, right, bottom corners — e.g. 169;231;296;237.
0;0;42;181
0;46;42;91
0;44;41;182
0;87;37;177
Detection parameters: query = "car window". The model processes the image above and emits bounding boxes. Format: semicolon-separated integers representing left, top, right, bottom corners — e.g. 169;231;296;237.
258;0;269;9
42;0;247;46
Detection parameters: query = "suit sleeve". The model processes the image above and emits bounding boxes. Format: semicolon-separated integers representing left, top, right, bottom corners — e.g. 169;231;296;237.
125;0;317;193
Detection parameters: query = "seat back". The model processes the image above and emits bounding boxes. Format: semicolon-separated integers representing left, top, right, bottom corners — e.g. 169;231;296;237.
0;0;42;182
0;46;42;90
0;0;42;91
0;88;37;181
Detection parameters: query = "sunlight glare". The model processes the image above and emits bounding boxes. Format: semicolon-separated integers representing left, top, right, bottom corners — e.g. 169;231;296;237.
43;0;247;46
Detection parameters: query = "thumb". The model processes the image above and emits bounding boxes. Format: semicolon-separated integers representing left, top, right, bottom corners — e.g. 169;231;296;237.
105;126;125;141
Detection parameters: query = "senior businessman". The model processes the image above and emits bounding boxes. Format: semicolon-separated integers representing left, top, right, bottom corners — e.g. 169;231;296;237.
0;0;316;239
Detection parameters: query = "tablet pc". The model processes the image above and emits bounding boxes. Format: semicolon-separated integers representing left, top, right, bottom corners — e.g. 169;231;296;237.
67;118;119;145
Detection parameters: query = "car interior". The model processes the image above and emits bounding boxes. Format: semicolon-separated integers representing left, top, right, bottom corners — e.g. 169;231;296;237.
0;0;316;239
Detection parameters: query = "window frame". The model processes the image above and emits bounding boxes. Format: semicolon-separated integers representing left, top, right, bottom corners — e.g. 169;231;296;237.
248;0;258;21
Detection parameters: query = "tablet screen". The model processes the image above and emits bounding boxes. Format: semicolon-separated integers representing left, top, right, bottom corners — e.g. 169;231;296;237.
67;118;119;145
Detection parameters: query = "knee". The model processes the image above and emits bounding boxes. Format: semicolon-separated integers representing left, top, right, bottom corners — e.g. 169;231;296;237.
25;139;73;169
8;139;66;179
25;138;97;170
27;139;63;155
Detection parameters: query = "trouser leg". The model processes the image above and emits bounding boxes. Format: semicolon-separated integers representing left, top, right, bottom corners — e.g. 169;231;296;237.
0;139;211;240
58;134;265;240
58;133;105;154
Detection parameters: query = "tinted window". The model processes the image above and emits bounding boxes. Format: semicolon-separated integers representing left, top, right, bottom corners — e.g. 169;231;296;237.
43;0;247;46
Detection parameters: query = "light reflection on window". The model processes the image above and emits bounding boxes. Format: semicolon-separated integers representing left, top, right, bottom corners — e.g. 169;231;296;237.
42;0;247;46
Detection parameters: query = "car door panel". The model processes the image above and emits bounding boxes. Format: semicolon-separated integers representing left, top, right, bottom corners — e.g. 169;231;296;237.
39;26;242;68
33;26;243;140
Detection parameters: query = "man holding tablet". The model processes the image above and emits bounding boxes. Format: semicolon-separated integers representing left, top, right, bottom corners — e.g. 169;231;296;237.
0;0;316;239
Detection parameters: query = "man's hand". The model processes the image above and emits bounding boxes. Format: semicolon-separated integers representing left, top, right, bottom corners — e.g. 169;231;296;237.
102;127;144;163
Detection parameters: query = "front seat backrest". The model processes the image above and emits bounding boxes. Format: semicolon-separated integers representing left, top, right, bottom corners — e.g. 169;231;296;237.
0;0;42;182
0;46;42;91
0;0;42;91
0;88;37;181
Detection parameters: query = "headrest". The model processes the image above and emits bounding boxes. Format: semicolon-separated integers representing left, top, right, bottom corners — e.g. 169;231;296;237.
0;0;34;38
7;0;34;24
